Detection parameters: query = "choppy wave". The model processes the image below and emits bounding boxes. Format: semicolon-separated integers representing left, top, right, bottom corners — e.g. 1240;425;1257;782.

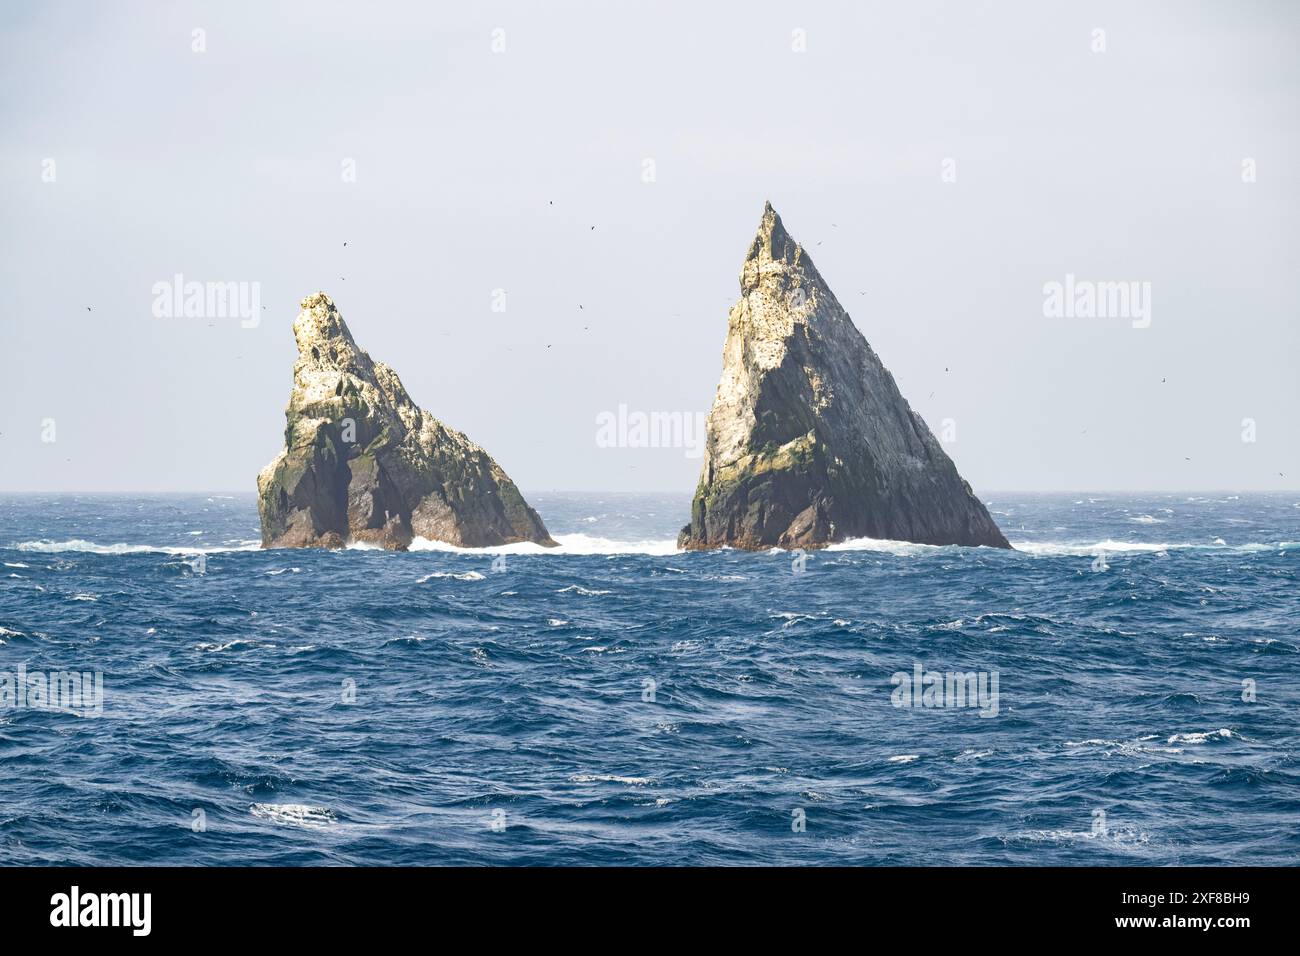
250;803;336;829
410;532;680;555
416;570;486;582
9;533;1294;560
1167;728;1234;745
823;537;942;555
1009;539;1289;556
13;538;261;555
2;491;1298;866
569;773;652;786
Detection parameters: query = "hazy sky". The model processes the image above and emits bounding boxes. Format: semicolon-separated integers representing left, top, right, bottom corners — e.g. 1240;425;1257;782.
1;0;1296;493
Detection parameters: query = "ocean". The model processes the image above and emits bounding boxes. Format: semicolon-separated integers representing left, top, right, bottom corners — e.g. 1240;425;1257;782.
0;491;1296;866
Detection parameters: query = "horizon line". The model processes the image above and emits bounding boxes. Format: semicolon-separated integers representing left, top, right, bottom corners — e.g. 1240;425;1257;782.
0;488;1296;496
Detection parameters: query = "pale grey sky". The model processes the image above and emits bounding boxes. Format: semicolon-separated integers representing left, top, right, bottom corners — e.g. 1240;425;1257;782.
1;0;1296;493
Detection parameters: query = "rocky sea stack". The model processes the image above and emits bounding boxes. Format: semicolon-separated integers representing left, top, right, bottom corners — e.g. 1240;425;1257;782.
257;293;554;550
679;203;1011;551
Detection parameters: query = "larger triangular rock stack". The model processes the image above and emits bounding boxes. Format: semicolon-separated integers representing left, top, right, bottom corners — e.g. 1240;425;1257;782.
258;293;554;550
679;203;1010;551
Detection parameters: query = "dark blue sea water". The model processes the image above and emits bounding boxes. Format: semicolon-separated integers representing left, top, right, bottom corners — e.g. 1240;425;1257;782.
1;492;1297;866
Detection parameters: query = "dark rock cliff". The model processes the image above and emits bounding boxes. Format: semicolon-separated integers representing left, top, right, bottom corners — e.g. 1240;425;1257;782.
258;293;554;550
679;204;1011;551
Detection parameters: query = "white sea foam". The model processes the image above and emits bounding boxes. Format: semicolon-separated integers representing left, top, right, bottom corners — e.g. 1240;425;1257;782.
9;533;1288;561
1008;539;1286;556
13;538;260;555
1167;728;1233;745
1008;827;1150;847
415;570;485;583
558;584;611;596
824;537;941;556
569;773;651;786
1063;736;1186;756
196;639;269;653
250;803;336;829
824;534;1244;557
408;533;679;555
1011;539;1172;556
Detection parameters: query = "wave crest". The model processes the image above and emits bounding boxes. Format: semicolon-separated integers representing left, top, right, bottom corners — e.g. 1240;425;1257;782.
12;538;260;555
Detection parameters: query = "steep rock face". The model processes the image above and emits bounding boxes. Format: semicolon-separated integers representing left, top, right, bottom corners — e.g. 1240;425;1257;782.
258;293;554;549
679;203;1011;551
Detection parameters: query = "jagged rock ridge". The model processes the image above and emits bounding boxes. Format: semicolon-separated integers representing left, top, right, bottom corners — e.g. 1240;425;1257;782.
257;293;554;549
679;203;1011;551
